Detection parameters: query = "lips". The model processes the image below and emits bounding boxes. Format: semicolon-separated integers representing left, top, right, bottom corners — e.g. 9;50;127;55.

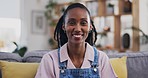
72;33;83;40
73;34;82;37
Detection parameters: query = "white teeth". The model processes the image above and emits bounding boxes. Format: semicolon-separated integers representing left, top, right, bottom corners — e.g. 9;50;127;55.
73;35;81;37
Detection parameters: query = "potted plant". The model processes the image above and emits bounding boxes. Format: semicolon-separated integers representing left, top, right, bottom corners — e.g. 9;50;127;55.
45;0;58;49
45;0;57;27
12;42;27;57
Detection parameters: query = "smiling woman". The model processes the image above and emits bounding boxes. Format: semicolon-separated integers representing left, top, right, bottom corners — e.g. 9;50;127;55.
35;3;117;78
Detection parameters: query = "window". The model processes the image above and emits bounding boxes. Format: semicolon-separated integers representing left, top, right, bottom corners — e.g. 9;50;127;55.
0;0;21;52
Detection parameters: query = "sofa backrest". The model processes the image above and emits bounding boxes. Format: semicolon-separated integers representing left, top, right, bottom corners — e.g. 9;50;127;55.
0;52;22;62
22;50;49;63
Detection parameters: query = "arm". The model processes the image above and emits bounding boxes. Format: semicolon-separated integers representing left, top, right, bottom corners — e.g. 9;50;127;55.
35;54;55;78
99;52;118;78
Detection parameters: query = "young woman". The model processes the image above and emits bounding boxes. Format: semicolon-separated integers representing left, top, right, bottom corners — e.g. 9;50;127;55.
35;3;117;78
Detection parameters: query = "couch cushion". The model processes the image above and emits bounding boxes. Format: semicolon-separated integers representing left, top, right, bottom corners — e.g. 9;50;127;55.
0;61;39;78
23;50;49;63
110;56;127;78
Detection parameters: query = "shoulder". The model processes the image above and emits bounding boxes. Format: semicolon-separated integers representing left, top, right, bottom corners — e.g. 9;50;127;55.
39;49;59;68
92;47;108;59
86;43;108;58
98;50;108;59
96;49;109;63
42;49;58;61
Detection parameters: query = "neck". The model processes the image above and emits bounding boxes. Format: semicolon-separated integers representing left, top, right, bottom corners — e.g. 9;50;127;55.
67;42;87;68
67;42;86;57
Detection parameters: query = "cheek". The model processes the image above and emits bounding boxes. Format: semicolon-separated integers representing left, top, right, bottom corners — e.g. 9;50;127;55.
65;27;73;34
84;26;90;32
65;26;71;30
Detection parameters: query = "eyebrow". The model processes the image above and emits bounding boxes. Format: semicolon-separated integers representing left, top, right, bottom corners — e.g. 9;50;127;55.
68;18;76;21
80;18;87;21
68;18;87;21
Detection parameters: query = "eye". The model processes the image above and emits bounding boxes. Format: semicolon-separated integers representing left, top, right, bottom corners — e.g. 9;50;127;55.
80;20;88;26
67;21;76;26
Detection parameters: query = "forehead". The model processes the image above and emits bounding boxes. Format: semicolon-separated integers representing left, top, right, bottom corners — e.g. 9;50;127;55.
66;8;89;18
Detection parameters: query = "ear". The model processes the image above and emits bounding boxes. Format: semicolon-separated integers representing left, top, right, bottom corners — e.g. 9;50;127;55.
62;25;65;31
89;25;93;31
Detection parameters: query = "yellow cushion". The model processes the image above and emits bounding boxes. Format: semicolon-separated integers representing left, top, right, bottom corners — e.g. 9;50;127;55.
0;61;39;78
110;56;127;78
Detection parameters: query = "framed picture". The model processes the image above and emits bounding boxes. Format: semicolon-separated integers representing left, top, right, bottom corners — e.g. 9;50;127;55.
31;10;47;34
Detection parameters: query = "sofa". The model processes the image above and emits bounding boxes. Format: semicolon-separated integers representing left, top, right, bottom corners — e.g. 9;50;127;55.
0;50;148;78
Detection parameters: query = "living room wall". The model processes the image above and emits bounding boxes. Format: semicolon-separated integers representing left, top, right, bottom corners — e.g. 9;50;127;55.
21;0;50;51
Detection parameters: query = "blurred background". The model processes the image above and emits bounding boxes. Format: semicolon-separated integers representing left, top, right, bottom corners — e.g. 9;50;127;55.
0;0;148;53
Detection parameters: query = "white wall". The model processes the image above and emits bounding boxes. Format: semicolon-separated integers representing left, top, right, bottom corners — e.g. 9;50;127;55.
21;0;50;51
0;0;20;18
140;0;148;51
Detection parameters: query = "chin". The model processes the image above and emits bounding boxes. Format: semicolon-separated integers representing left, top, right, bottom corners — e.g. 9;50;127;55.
71;41;85;45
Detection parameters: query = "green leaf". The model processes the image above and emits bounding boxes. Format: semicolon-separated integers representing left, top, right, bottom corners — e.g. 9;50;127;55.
13;42;18;47
18;47;27;57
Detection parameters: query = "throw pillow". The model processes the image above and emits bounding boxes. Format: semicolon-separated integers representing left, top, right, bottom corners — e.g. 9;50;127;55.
110;56;127;78
0;61;39;78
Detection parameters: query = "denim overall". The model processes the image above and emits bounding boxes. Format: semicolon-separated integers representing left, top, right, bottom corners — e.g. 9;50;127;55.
58;47;100;78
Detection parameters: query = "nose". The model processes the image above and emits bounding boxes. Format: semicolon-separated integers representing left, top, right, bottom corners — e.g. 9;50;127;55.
74;24;81;32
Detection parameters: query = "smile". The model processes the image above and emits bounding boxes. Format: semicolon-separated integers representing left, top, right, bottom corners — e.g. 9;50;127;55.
73;34;82;37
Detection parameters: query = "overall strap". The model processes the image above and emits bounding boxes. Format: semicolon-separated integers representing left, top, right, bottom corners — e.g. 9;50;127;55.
91;47;99;68
58;48;67;70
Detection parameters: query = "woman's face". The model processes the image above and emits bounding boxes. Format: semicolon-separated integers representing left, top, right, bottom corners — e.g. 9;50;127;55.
63;8;92;45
